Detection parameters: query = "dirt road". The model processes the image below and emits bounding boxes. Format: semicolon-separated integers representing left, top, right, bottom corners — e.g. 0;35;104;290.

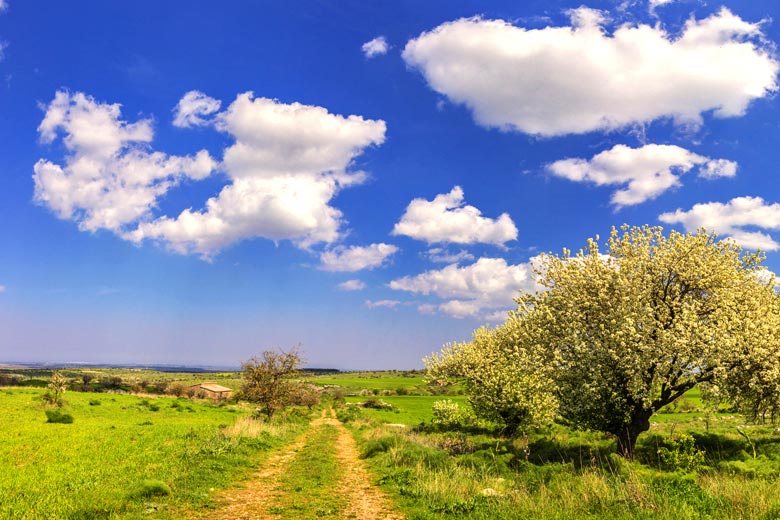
207;408;403;520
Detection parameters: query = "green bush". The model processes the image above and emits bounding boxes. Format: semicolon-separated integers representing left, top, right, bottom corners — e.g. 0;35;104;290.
657;433;705;472
132;479;171;498
45;410;74;424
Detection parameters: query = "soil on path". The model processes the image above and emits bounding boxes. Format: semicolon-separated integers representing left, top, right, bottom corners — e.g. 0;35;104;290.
206;408;403;520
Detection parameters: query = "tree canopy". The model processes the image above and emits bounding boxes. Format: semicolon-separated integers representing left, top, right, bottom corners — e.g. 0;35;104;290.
240;347;303;419
427;225;780;458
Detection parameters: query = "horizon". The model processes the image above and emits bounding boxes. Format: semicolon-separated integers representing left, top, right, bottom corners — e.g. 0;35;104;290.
1;0;779;369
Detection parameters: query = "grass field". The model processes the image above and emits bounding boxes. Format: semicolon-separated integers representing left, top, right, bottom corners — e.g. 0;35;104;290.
4;369;780;519
303;371;427;392
0;387;305;519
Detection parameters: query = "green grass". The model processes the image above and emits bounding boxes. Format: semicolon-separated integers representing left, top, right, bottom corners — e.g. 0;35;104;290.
304;371;427;392
270;424;347;519
344;395;468;425
0;387;305;519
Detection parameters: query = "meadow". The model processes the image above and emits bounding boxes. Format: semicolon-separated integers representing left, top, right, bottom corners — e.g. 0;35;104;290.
0;385;305;519
2;368;780;519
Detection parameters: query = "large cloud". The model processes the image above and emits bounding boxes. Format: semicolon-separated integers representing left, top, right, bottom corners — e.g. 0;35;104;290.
659;196;780;251
392;186;517;245
128;92;387;256
389;257;539;319
320;243;399;272
33;91;217;233
403;8;778;136
548;144;736;208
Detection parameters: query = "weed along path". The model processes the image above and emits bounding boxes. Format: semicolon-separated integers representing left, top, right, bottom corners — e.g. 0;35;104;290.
206;407;404;520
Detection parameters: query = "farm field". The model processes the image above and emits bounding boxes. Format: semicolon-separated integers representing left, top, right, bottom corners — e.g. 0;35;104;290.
3;369;780;519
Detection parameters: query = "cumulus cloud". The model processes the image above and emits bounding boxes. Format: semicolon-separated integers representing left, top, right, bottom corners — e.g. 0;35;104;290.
659;196;780;250
389;257;540;319
337;279;367;291
320;243;399;272
173;90;221;128
403;8;778;136
33;91;217;233
393;186;518;245
129;92;387;256
548;144;737;208
362;36;389;58
365;299;402;309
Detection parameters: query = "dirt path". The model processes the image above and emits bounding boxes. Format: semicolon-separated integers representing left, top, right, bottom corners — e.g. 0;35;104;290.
206;408;403;520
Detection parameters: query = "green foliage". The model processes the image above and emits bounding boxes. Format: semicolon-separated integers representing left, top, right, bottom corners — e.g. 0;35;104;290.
131;479;171;498
44;409;74;423
425;319;558;434
657;434;706;472
431;399;475;430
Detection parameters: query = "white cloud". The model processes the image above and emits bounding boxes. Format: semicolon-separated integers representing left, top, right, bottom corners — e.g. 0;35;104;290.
337;279;367;291
547;144;737;208
173;90;221;128
362;36;389;58
403;8;778;136
425;247;475;264
0;1;6;12
754;267;778;286
129;92;387;256
320;243;399;272
389;257;540;319
33;91;217;233
659;196;780;250
365;299;401;309
393;186;518;245
0;285;5;293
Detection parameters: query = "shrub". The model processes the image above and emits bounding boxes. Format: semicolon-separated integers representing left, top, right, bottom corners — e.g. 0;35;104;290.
132;479;171;498
431;399;474;430
362;397;393;410
658;433;705;472
45;410;74;424
88;399;101;406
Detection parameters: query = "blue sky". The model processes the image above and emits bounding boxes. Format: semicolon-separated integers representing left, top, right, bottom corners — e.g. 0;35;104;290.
1;0;779;369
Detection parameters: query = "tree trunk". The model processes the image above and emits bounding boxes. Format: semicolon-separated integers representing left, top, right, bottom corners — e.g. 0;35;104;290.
616;408;653;459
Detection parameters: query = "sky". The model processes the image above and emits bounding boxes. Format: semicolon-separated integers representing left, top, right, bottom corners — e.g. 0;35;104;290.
1;0;779;369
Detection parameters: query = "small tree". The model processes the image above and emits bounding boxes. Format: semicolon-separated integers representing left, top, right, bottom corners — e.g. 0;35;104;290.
240;347;303;419
288;384;321;410
44;370;69;407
